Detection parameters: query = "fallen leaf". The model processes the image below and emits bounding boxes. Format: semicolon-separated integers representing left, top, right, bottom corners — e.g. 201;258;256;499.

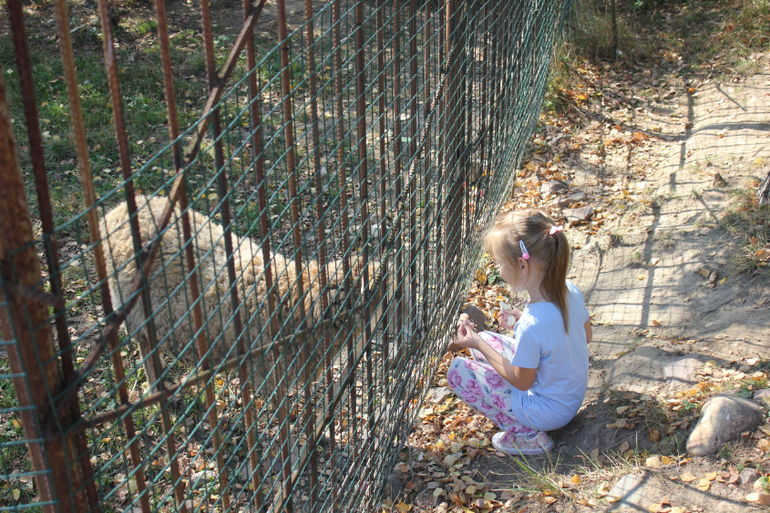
395;501;412;512
680;473;696;483
699;269;710;278
747;492;760;502
649;428;661;443
618;441;630;453
484;492;496;501
704;471;717;481
433;487;444;497
697;478;710;491
590;448;600;461
660;455;675;464
648;257;660;267
652;320;661;327
571;474;581;485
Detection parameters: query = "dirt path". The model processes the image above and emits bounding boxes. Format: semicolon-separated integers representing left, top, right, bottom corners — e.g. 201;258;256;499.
398;55;770;513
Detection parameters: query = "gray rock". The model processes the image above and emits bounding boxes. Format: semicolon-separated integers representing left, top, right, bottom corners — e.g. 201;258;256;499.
608;346;666;394
686;395;764;456
739;467;758;485
427;386;454;405
190;470;217;489
754;389;770;407
664;355;704;392
558;192;588;208
540;180;568;194
563;206;594;226
608;474;650;510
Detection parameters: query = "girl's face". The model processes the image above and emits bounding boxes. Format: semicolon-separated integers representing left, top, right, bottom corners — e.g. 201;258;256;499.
496;259;525;292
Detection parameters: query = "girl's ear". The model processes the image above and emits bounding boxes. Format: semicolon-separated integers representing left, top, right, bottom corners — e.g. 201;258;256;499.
518;257;528;273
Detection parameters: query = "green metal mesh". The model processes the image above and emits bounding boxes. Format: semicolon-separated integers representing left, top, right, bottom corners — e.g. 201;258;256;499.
0;0;570;511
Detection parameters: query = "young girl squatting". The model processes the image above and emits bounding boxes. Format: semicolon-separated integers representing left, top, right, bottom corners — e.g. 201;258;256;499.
447;210;592;455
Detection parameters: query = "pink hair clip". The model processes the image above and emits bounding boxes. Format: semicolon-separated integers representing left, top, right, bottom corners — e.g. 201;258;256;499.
549;225;564;236
519;240;530;260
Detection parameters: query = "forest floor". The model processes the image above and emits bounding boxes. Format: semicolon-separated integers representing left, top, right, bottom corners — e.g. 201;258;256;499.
394;6;770;513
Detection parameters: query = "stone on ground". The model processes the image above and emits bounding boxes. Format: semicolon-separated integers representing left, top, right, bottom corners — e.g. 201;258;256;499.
609;474;650;510
557;191;588;208
563;205;594;226
753;388;770;407
686;395;764;456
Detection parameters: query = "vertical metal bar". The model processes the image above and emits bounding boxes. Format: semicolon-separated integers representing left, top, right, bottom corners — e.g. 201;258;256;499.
6;2;100;510
303;0;327;510
152;1;233;510
50;0;152;510
444;0;465;272
375;0;390;400
242;0;269;509
329;0;347;461
407;0;418;348
275;1;301;508
0;57;85;513
353;0;372;465
391;0;404;356
433;0;446;298
420;0;433;339
93;0;188;509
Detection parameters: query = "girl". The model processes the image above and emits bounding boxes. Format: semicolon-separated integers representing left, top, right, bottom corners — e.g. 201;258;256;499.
447;209;592;455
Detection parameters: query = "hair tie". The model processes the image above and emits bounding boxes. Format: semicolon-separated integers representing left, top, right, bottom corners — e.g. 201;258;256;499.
549;225;564;237
519;240;530;260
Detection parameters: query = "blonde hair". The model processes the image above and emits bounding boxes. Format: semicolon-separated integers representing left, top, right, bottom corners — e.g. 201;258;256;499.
483;209;571;332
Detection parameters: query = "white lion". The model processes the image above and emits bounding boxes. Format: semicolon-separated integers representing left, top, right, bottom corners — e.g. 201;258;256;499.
99;195;381;392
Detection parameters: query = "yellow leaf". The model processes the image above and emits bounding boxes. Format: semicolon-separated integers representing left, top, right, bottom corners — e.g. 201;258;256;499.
680;472;696;482
705;471;717;481
660;456;675;464
649;504;661;513
484;492;496;501
699;269;710;278
755;158;764;165
207;193;219;201
697;478;710;491
475;270;487;285
466;485;477;495
395;501;412;513
718;277;726;285
12;489;20;501
432;487;444;497
571;474;581;485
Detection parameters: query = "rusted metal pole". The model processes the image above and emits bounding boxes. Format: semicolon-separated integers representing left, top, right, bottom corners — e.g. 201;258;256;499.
275;1;301;508
0;58;86;513
303;0;327;509
444;0;464;277
6;2;100;510
93;0;187;508
50;0;152;509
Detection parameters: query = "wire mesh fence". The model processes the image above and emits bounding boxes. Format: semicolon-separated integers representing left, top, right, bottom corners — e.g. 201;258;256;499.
0;0;570;511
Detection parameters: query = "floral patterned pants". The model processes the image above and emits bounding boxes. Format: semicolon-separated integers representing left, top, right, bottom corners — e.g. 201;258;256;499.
447;331;537;435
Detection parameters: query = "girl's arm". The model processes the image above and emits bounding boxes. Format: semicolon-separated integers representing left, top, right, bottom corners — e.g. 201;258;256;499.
584;320;592;344
456;320;537;391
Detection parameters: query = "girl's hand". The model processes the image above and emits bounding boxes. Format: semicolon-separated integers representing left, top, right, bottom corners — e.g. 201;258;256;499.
498;308;521;331
455;318;482;350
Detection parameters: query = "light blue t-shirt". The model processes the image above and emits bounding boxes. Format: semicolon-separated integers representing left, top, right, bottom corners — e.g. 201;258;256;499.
509;281;590;431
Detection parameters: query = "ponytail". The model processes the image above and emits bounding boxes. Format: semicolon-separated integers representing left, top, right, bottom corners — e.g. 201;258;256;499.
484;209;571;332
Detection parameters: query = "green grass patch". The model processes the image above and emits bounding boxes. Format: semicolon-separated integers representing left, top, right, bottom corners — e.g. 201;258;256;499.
720;185;770;279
